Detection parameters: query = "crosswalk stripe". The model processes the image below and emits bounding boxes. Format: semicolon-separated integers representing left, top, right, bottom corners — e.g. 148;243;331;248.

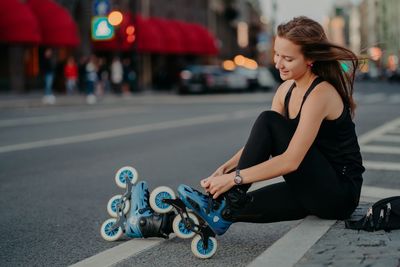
379;135;400;142
362;145;400;154
364;160;400;171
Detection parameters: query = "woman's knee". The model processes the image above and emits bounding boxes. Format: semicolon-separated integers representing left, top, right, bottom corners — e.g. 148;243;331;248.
256;110;285;125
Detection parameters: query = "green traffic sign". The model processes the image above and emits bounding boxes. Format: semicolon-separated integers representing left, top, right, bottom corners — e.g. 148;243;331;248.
91;16;114;40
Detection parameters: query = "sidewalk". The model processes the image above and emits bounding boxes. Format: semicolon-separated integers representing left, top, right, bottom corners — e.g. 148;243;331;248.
249;202;400;267
295;203;400;267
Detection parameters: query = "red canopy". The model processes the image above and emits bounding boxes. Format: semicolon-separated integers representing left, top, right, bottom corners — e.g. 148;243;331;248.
27;0;80;47
151;18;184;54
93;13;218;55
0;0;41;43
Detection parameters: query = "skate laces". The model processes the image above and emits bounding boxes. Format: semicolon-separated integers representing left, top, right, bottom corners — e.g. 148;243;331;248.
138;190;152;214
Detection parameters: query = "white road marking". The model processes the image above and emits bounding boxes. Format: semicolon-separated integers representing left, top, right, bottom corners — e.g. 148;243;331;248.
69;238;165;267
361;185;400;199
362;93;386;104
248;216;336;267
358;117;400;145
0;107;147;128
379;135;400;142
387;128;400;134
388;94;400;104
362;145;400;154
363;160;400;171
0;109;261;154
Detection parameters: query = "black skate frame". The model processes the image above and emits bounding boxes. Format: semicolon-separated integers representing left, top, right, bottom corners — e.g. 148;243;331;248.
163;198;216;250
109;176;134;233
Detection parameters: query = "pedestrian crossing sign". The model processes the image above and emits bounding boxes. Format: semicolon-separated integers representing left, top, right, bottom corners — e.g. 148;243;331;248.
91;16;114;40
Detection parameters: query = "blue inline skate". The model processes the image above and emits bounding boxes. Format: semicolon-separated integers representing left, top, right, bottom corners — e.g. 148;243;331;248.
149;183;245;259
100;166;173;242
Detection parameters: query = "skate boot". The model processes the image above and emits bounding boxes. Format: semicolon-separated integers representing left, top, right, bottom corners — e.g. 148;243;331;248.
176;184;233;235
100;167;175;241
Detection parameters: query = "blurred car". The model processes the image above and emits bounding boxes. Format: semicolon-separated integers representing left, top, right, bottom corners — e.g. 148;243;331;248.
234;66;278;91
178;65;225;94
222;69;249;91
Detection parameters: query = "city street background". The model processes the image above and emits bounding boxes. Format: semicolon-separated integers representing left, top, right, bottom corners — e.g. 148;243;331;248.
1;81;400;266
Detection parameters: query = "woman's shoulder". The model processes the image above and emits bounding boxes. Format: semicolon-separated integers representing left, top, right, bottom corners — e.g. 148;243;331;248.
276;80;295;96
312;80;339;99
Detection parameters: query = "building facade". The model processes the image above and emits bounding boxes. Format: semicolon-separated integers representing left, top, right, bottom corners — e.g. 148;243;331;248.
1;0;265;93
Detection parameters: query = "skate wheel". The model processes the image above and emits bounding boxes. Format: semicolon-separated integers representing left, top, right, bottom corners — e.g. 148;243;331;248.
100;218;123;241
107;194;130;217
149;186;176;213
172;212;199;239
115;166;138;188
191;235;217;259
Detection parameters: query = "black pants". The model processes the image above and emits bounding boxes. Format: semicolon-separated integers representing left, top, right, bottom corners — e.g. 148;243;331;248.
231;111;361;223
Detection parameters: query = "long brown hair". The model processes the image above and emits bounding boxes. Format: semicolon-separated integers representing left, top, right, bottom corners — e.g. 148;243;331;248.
277;16;358;116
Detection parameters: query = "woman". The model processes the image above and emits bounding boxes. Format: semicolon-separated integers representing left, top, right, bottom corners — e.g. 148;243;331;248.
106;16;365;238
193;16;365;233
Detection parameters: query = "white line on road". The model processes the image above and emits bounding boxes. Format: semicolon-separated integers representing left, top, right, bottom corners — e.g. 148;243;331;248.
248;216;336;267
362;145;400;154
364;160;400;171
0;109;261;154
358;117;400;145
379;135;400;142
69;238;164;267
0;107;147;128
362;93;387;104
387;128;400;134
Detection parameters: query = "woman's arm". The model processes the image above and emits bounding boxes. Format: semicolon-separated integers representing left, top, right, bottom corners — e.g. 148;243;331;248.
203;84;333;198
211;147;244;177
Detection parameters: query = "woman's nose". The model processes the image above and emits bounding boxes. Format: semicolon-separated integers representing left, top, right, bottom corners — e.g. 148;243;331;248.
275;59;282;69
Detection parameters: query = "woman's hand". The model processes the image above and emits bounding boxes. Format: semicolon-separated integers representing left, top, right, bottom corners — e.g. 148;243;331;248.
210;165;227;177
200;173;235;199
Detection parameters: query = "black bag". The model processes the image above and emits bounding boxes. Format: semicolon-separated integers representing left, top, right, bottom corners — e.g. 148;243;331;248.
345;196;400;232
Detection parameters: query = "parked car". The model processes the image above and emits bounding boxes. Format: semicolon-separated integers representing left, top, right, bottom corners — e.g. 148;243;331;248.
222;68;249;91
234;66;277;91
178;65;225;94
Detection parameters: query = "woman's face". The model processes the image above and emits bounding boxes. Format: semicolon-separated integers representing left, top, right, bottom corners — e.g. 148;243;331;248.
273;36;312;81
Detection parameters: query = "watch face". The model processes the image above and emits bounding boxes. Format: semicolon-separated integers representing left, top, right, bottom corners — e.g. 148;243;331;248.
234;175;242;185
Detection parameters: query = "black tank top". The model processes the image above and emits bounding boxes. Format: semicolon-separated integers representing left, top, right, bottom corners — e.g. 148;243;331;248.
284;77;365;183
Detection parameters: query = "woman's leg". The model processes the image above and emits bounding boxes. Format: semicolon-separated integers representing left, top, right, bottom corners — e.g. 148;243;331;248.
231;181;308;223
227;111;358;222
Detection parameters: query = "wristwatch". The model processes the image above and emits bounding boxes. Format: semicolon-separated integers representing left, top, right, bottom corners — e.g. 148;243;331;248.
234;169;243;185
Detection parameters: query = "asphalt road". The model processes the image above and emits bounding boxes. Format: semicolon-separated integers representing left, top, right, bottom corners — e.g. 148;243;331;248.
0;81;399;266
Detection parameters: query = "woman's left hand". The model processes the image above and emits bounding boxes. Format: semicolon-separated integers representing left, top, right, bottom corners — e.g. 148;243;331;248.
200;173;235;199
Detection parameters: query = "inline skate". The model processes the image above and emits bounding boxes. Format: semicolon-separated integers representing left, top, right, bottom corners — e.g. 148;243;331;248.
100;166;173;241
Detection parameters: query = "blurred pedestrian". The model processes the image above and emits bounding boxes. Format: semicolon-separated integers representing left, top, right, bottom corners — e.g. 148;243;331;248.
110;57;123;94
122;58;134;97
97;57;111;96
42;48;57;104
64;56;78;95
85;54;98;104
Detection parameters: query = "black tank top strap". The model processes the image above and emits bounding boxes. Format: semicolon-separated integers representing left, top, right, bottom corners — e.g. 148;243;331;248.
298;77;324;115
284;82;296;119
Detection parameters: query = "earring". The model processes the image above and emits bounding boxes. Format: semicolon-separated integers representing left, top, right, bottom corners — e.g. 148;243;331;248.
307;63;314;68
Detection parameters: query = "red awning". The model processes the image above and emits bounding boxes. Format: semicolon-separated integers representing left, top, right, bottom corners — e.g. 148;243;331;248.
27;0;80;47
0;0;41;43
92;14;218;55
151;18;184;54
135;15;164;53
